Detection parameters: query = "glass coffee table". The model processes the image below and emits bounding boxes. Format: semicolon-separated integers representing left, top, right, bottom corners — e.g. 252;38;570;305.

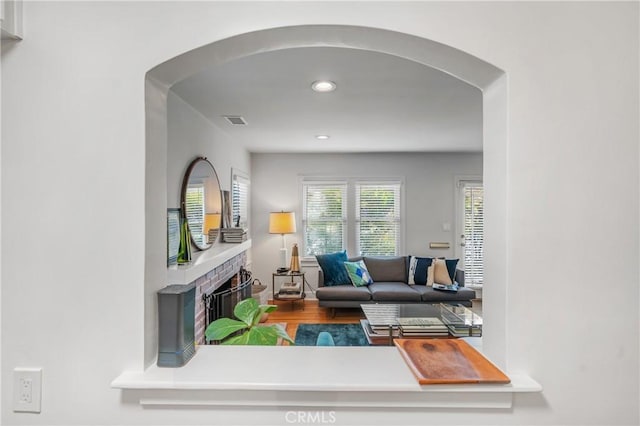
360;303;482;345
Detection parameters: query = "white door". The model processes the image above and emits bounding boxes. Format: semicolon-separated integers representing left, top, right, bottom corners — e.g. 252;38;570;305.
456;180;484;287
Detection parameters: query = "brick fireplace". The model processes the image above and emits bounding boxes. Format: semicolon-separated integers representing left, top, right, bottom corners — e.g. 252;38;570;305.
192;251;247;345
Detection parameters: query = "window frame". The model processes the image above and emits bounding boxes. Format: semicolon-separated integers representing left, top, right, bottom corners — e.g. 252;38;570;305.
355;181;403;256
300;176;405;261
301;179;348;258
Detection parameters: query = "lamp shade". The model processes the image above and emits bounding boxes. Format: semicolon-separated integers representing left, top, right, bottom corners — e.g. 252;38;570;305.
269;211;296;234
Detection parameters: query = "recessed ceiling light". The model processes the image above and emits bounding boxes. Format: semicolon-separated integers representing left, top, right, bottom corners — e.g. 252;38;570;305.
311;80;337;93
315;135;330;140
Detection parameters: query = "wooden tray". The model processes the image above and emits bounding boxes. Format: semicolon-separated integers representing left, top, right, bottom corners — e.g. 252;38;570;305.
394;339;510;385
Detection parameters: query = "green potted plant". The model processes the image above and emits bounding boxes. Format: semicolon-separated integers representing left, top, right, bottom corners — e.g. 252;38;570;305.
204;298;294;345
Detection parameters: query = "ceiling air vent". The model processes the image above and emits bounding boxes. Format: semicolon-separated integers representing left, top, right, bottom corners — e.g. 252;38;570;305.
223;115;247;125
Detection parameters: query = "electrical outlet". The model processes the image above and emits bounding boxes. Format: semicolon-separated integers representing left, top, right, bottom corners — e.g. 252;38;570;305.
20;378;32;403
13;368;41;413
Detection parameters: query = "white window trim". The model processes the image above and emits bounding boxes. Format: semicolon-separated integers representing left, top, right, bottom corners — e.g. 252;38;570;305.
300;178;348;260
299;176;405;262
355;181;403;256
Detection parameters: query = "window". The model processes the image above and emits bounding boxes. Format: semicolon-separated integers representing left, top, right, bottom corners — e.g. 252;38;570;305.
231;169;250;229
302;179;402;257
356;183;401;256
460;181;484;286
302;182;347;257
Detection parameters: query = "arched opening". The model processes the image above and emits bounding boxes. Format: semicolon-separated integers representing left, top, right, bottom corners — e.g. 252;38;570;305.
144;25;507;368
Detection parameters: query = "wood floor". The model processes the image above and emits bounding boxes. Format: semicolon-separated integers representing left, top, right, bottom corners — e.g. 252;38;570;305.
263;299;483;343
264;299;363;342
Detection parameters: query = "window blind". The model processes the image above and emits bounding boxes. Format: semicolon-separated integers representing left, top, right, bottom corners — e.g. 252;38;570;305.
302;183;347;256
463;183;484;285
232;173;249;228
356;183;401;256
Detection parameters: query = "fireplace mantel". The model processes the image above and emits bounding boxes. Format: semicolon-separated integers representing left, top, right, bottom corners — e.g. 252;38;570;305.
167;240;251;285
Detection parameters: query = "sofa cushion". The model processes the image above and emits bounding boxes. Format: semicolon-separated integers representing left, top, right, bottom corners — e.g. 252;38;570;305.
363;256;407;282
407;256;434;285
344;260;374;287
416;286;476;303
368;282;422;302
316;285;372;301
315;251;351;286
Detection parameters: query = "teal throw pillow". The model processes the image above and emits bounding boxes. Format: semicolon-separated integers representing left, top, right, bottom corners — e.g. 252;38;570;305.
316;250;350;286
344;260;374;287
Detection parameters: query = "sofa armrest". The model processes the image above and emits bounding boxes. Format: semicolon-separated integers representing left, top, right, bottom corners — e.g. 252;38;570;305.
455;269;465;287
317;267;325;288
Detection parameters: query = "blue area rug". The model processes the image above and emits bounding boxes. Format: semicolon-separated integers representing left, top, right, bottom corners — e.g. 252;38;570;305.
294;323;369;346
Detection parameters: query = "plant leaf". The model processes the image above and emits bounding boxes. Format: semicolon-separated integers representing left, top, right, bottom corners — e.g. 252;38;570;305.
221;332;251;345
272;323;295;345
204;317;247;341
262;305;278;313
251;304;278;326
233;298;259;325
245;326;279;345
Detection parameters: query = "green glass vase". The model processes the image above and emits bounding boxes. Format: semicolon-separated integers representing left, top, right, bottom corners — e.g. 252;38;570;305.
177;218;192;264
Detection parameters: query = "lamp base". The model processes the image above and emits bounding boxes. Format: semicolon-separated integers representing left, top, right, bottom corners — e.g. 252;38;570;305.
279;247;288;269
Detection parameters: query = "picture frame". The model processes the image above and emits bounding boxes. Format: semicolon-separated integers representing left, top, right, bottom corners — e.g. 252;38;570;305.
167;208;181;266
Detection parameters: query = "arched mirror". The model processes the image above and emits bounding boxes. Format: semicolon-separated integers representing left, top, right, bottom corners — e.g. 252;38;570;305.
181;157;223;251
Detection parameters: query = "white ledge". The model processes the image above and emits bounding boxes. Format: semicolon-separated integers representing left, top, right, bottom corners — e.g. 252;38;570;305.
112;345;541;409
167;240;251;285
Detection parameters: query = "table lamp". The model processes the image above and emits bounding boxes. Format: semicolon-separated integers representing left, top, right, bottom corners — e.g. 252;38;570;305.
269;211;296;269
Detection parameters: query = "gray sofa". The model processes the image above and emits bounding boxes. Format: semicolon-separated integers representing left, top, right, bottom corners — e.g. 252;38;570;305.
316;256;475;310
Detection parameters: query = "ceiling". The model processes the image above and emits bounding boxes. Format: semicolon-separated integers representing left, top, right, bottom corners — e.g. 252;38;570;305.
171;47;483;153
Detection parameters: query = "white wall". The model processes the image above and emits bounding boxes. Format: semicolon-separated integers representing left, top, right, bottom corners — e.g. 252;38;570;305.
0;26;3;420
0;0;23;40
251;152;482;292
1;2;638;425
167;91;250;207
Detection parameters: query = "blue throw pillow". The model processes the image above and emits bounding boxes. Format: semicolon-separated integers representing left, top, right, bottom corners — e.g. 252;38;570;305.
407;256;433;285
344;260;374;287
316;250;351;286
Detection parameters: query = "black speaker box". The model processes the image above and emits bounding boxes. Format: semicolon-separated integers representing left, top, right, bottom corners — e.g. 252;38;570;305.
157;283;196;367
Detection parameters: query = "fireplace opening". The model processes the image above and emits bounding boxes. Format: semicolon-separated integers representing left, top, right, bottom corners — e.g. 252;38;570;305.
202;267;253;344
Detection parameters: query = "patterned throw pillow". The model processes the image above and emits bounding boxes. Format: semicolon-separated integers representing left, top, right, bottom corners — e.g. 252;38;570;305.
407;256;434;285
344;260;374;287
315;250;351;286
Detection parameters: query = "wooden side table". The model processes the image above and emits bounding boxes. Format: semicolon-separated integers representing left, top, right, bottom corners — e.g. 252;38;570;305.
272;271;306;310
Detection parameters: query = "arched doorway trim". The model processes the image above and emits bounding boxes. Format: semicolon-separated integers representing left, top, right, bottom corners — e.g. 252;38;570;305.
144;24;507;368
